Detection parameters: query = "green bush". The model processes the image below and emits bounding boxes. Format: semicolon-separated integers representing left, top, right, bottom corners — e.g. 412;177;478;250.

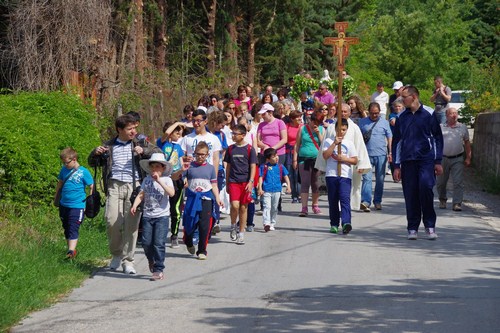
0;92;101;205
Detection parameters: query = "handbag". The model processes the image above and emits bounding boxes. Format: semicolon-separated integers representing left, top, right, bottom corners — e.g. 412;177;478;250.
54;168;78;207
84;165;104;218
363;118;380;144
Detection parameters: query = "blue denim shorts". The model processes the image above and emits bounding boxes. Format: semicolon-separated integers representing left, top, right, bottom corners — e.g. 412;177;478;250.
59;206;84;240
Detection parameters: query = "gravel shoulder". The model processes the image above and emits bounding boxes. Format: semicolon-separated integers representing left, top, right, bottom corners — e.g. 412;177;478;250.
462;166;500;232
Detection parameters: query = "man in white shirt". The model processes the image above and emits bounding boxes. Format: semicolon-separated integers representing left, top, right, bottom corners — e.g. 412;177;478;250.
370;82;389;119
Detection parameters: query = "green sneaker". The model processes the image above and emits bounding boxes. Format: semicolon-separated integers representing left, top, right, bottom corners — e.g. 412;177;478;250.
330;226;339;234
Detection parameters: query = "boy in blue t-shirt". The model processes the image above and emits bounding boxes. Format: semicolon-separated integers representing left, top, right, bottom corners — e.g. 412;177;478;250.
54;147;94;259
258;148;291;231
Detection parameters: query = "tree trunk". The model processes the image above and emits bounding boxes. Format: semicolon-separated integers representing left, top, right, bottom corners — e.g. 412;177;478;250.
134;0;145;79
225;0;238;89
207;0;217;77
247;15;255;86
154;0;166;71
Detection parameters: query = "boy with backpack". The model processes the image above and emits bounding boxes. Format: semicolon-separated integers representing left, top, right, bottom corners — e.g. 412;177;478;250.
258;148;291;231
224;124;258;244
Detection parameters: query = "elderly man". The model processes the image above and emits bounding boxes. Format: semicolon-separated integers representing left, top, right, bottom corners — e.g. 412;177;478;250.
359;102;392;211
313;83;336;105
392;86;443;240
315;103;371;211
436;107;471;211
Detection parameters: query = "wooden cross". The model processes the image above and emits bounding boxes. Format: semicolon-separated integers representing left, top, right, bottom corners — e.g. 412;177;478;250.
324;22;359;71
324;22;359;173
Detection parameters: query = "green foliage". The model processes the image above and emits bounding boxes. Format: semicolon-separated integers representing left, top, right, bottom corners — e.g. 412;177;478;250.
0;92;101;205
0;202;108;331
459;61;500;122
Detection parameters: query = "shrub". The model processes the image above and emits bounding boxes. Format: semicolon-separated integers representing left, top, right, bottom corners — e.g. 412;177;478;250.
0;92;101;206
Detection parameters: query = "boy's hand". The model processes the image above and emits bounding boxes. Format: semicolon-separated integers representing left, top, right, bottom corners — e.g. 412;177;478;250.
152;171;161;181
285;186;291;194
130;206;137;216
217;200;224;208
245;182;253;193
258;189;264;196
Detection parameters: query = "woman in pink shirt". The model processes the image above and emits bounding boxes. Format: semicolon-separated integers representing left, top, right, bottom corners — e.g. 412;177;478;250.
257;103;288;164
233;85;252;111
286;110;303;203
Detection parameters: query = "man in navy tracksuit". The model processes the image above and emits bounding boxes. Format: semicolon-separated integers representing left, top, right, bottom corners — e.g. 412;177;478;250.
392;86;443;240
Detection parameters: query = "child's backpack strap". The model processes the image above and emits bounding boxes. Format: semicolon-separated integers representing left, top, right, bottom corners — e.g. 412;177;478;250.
262;164;283;182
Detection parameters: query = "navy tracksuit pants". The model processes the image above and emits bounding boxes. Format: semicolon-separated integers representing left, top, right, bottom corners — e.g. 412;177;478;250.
401;159;437;231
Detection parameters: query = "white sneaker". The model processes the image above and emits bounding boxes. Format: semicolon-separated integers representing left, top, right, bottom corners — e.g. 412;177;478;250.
109;256;122;270
426;228;438;240
230;227;238;241
123;265;137;274
269;225;276;231
236;234;245;245
407;230;418;240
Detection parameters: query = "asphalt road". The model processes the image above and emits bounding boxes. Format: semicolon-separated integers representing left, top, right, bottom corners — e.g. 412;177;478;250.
12;178;500;333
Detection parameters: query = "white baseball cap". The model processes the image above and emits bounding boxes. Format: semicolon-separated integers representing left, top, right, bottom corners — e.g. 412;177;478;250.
392;81;403;90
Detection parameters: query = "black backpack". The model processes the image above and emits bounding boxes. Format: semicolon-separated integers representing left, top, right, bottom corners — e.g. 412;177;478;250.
84;165;104;218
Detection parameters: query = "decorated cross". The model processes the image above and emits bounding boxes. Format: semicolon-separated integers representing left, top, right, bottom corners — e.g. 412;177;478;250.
324;22;359;173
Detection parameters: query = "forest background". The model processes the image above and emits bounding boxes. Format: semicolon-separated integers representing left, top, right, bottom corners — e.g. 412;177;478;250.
0;0;498;141
0;1;498;330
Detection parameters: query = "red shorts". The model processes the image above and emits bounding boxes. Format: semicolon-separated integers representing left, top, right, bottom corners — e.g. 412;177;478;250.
228;182;253;204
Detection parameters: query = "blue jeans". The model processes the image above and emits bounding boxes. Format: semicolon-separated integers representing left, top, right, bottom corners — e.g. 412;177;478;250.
262;192;281;226
142;216;169;273
361;155;387;205
326;177;352;227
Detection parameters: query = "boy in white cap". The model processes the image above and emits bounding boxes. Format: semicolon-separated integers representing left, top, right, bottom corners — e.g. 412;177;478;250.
131;153;175;281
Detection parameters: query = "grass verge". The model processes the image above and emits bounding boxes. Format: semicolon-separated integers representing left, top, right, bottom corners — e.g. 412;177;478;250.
0;202;109;332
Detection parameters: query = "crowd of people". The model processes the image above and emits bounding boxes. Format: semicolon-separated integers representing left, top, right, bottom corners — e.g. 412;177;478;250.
53;75;471;281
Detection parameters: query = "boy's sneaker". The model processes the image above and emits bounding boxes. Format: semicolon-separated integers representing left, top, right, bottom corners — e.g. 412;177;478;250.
264;224;271;232
329;226;339;234
292;198;299;204
407;230;418;240
269;225;276;231
246;225;254;232
148;260;154;273
212;223;221;234
65;250;77;259
236;234;245;245
299;207;308;217
255;210;263;216
230;227;238;241
452;203;462;211
150;271;164;281
342;224;352;235
123;265;136;275
170;235;179;249
109;256;122;270
425;228;438;240
187;245;196;255
312;205;321;214
197;253;207;260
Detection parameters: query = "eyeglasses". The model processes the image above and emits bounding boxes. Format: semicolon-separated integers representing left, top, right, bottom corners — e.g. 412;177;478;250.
321;107;328;110
62;158;74;165
401;94;410;99
192;118;205;124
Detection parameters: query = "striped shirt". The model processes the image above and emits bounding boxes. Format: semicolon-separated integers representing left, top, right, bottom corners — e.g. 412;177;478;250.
110;139;139;183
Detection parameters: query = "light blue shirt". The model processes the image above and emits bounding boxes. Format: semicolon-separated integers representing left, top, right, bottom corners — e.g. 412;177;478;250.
358;117;392;157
